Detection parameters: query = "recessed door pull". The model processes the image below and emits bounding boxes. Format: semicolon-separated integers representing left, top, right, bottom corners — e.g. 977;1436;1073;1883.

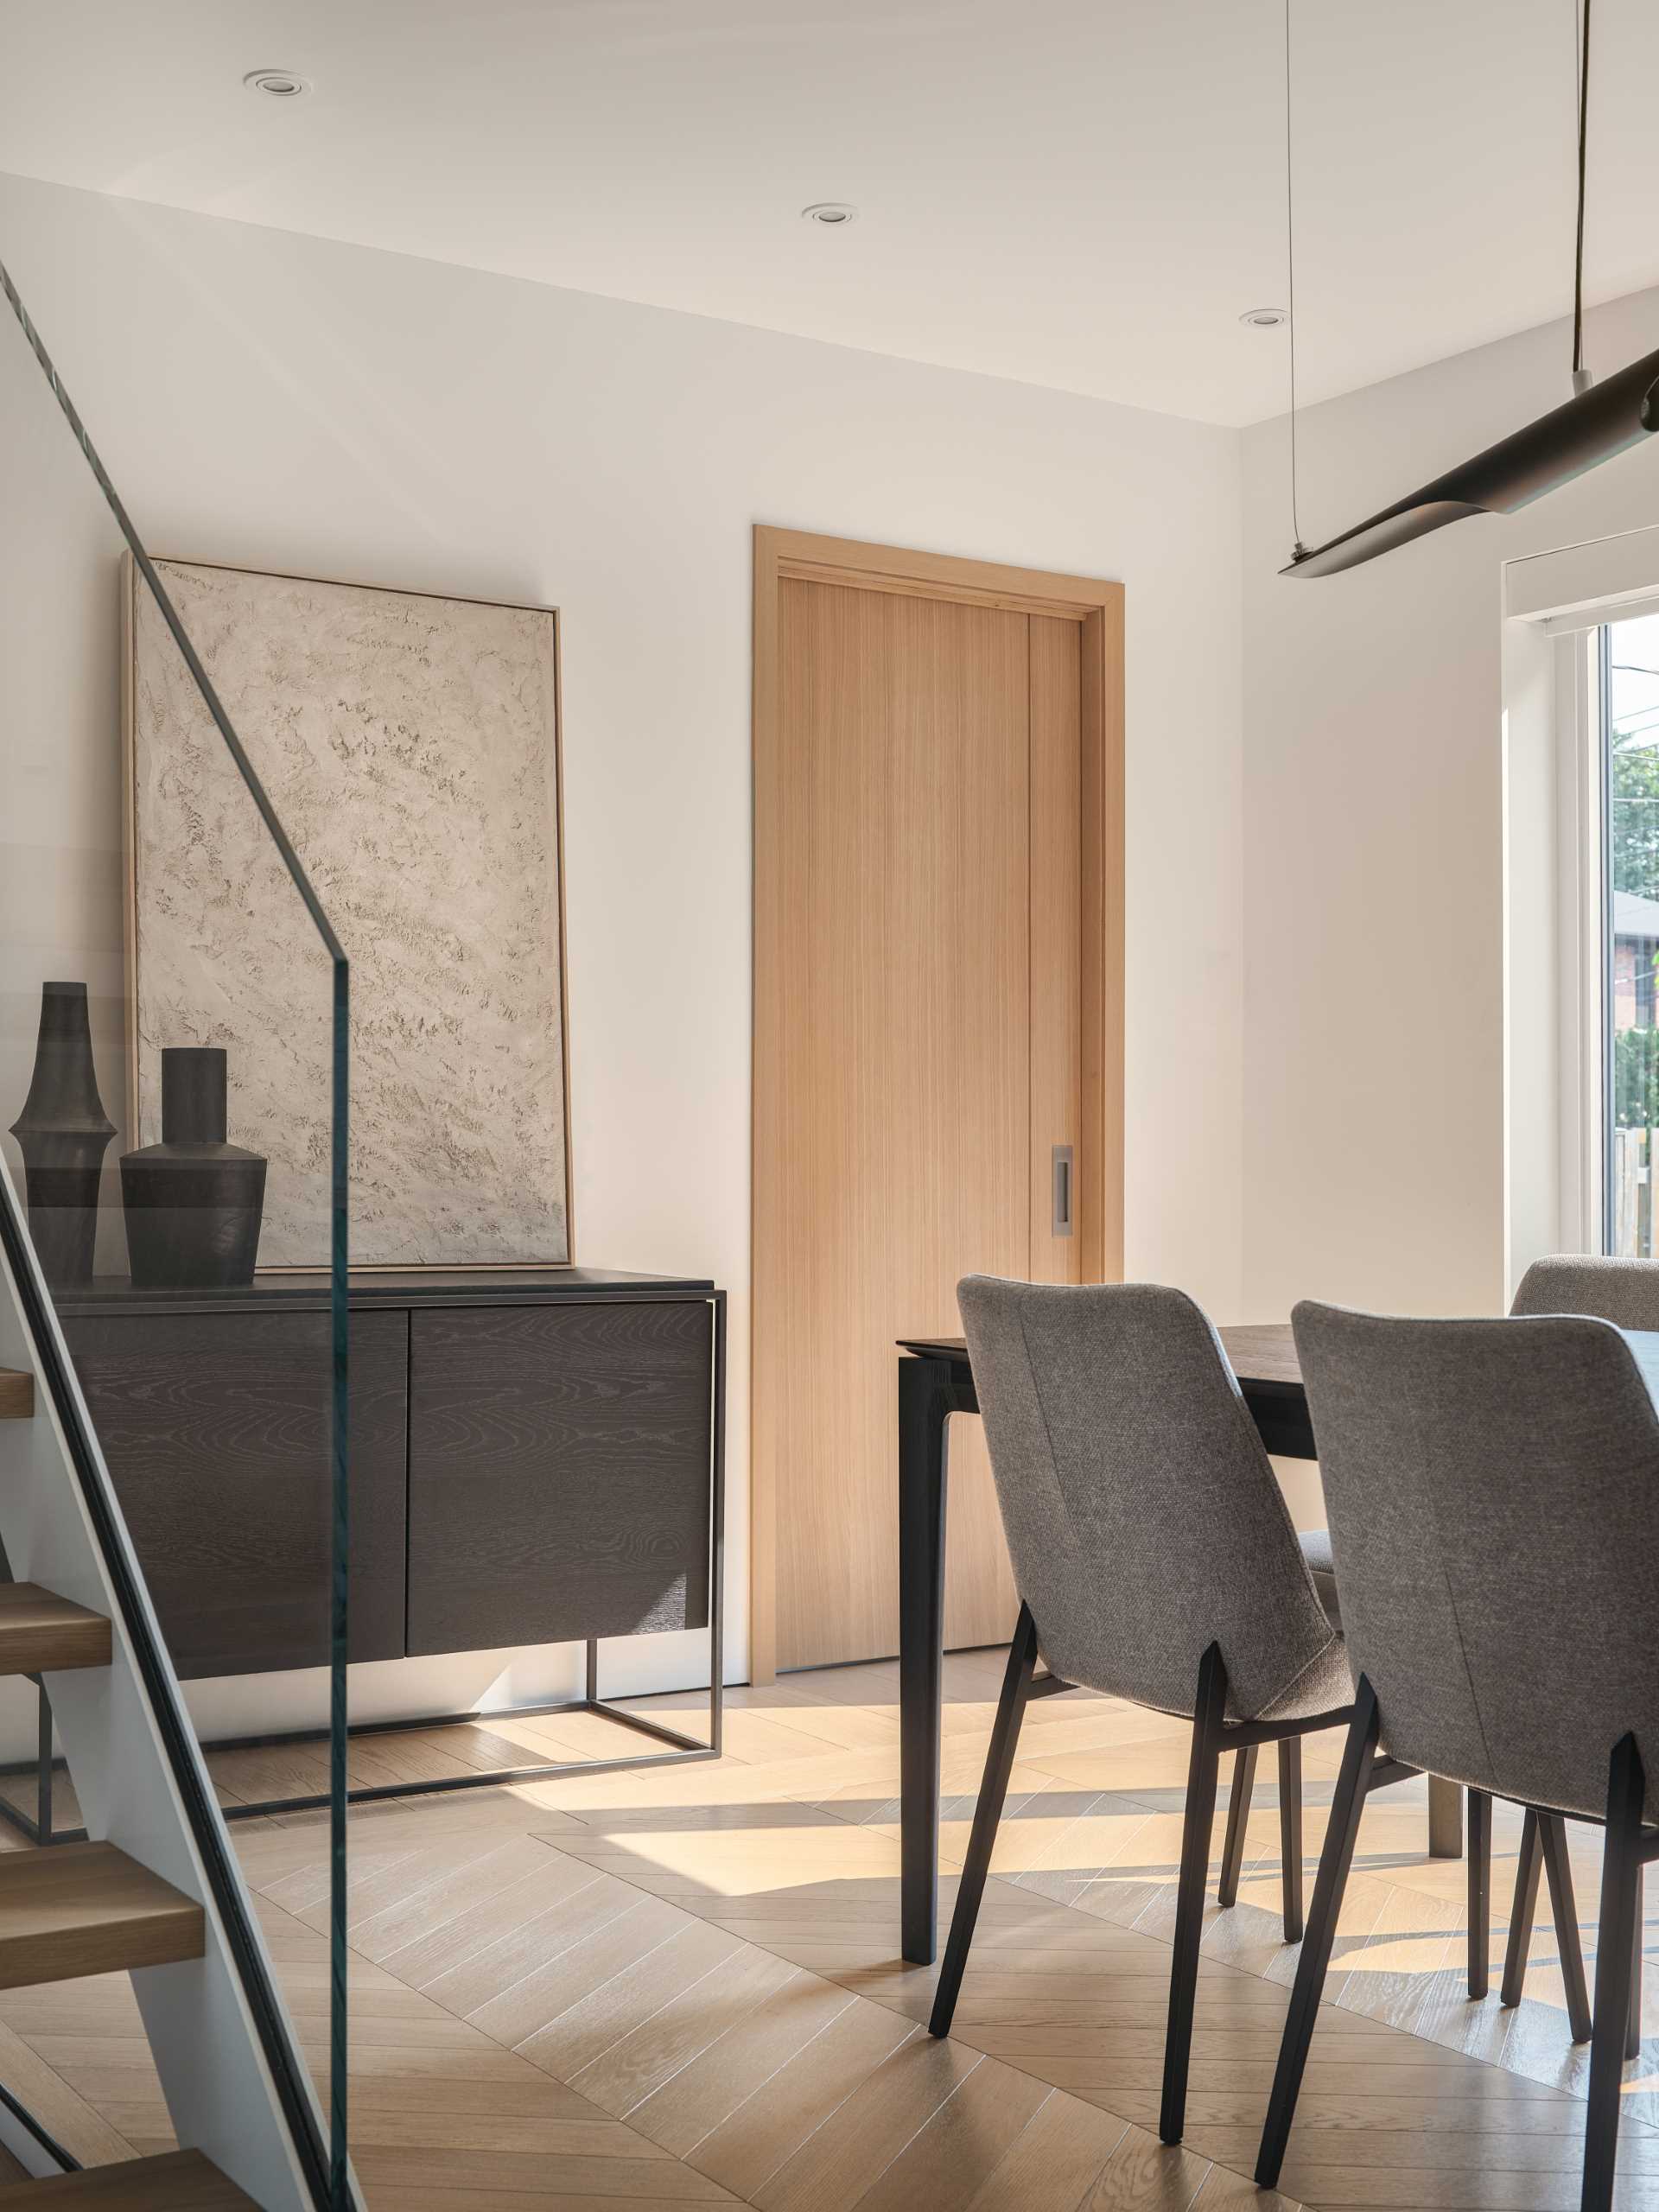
1052;1146;1074;1236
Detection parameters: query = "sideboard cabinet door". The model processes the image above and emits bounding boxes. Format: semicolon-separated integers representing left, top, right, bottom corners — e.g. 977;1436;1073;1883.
61;1309;409;1680
407;1300;714;1656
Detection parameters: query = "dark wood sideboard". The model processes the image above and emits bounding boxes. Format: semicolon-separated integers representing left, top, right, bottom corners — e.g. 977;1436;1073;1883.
54;1268;722;1686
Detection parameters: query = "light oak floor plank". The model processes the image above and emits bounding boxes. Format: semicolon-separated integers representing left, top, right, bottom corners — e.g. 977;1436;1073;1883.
685;1980;917;2200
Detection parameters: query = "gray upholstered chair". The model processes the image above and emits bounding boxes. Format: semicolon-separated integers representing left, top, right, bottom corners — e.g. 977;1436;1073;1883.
931;1278;1354;2147
1513;1252;1659;1330
1258;1302;1659;2212
1496;1255;1659;2042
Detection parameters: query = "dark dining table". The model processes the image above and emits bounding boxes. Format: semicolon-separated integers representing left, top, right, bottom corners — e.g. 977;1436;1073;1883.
894;1319;1464;1965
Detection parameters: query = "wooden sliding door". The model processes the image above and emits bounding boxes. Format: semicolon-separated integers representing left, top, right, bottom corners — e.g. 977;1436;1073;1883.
752;530;1122;1677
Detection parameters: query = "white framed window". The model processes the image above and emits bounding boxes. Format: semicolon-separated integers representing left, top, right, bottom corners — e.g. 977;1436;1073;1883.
1590;608;1659;1255
1504;524;1659;1270
1516;542;1659;1255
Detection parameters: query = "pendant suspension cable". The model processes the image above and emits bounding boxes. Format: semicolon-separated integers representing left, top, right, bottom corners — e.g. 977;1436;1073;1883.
1285;0;1306;558
1573;0;1592;392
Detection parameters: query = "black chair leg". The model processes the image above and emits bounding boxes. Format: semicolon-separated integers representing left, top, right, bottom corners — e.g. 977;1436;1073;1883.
1538;1814;1593;2044
1627;1871;1644;2063
1582;1733;1644;2212
1159;1642;1228;2146
1467;1789;1491;1998
1256;1677;1382;2190
1217;1744;1257;1910
1279;1735;1304;1944
928;1605;1038;2040
1503;1810;1592;2043
1502;1808;1541;2008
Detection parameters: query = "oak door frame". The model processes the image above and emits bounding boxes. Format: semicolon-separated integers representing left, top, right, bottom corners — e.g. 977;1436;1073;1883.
750;525;1125;1684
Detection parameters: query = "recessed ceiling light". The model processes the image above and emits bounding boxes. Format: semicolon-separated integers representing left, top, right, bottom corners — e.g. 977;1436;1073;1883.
1239;306;1288;328
244;68;311;99
801;203;858;227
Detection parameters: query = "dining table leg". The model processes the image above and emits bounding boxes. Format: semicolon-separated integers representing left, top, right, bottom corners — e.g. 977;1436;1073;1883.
1428;1775;1465;1859
899;1355;966;1965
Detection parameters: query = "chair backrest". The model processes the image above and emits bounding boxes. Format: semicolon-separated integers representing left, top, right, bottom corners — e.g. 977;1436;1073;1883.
1511;1253;1659;1330
957;1276;1338;1721
1294;1300;1659;1821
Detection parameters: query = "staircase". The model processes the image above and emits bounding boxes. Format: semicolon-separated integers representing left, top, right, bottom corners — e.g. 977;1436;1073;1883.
0;1370;257;2207
0;1178;353;2208
0;1382;241;2207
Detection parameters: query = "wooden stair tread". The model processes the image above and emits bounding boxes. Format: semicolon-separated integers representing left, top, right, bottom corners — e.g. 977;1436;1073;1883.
0;2152;256;2207
0;1586;111;1676
0;1372;32;1421
0;1843;203;1992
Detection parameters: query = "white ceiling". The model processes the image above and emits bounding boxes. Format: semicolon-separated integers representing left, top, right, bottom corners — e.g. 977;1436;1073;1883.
1;0;1656;427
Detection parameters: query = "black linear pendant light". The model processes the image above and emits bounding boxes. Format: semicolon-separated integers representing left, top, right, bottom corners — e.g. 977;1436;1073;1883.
1280;0;1659;580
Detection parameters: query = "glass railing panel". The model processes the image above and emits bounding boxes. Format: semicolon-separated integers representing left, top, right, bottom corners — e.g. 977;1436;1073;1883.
0;258;349;2205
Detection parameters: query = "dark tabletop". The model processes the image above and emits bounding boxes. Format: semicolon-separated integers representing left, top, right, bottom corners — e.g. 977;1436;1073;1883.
903;1319;1659;1414
900;1321;1301;1390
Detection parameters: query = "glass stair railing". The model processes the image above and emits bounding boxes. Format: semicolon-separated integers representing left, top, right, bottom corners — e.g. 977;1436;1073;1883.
0;256;355;2209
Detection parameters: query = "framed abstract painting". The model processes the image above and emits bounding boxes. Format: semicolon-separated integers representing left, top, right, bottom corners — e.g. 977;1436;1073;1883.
124;557;573;1268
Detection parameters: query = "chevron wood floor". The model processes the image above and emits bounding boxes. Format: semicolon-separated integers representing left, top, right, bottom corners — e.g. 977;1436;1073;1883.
0;1649;1656;2209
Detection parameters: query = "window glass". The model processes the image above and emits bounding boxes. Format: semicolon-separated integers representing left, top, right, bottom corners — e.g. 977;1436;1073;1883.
1605;613;1659;1254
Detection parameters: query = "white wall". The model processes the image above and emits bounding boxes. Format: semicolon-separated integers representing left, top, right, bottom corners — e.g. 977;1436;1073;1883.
1240;285;1659;1325
0;170;1245;1723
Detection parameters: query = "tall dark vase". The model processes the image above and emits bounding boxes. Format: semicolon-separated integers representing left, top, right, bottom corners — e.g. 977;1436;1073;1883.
121;1047;267;1290
9;982;116;1290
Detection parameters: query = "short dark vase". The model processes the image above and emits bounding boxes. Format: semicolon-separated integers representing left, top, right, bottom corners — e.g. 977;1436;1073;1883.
121;1047;267;1290
9;981;116;1290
